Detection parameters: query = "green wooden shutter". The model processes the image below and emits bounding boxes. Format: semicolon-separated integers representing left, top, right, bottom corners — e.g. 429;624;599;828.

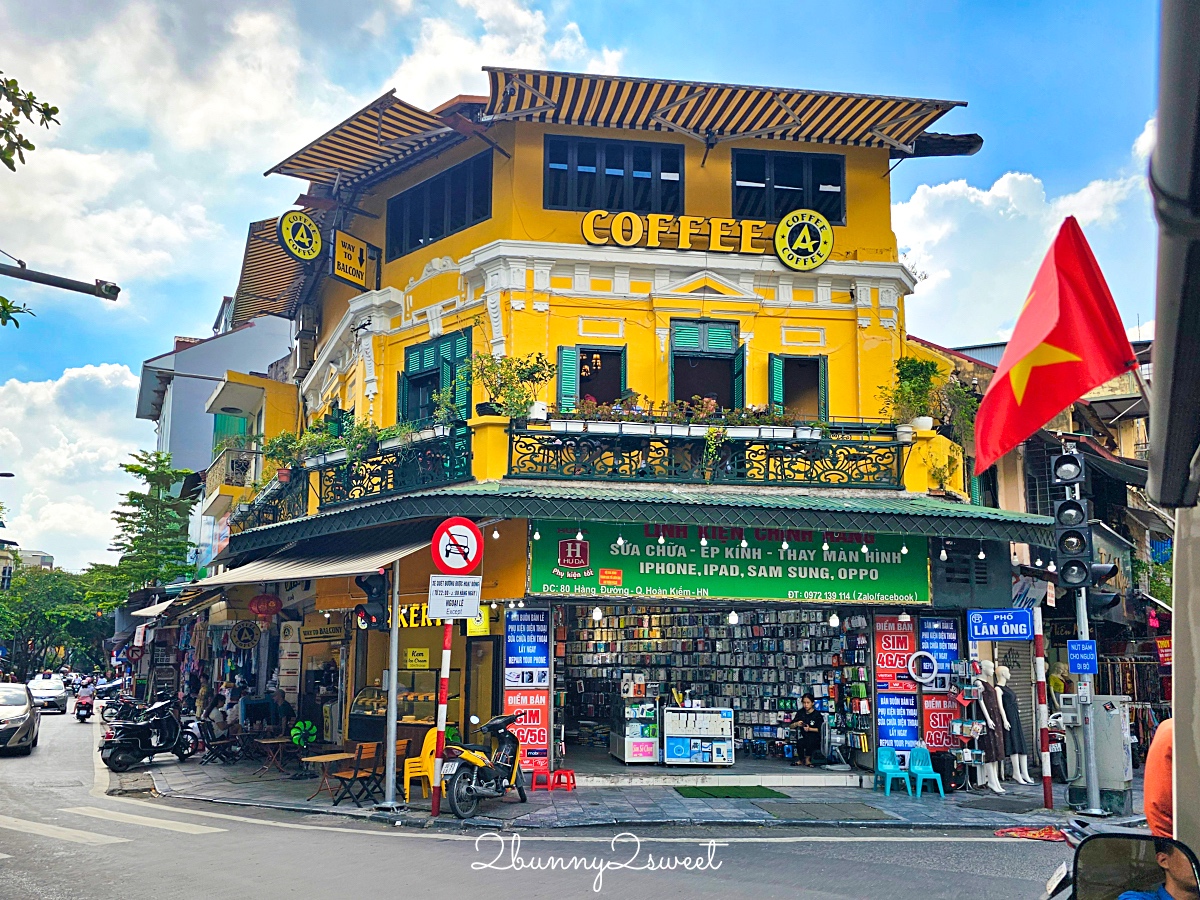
768;354;784;415
557;345;579;413
453;327;471;362
619;346;628;396
970;475;982;506
454;360;471;420
399;373;410;422
405;345;420;373
732;343;746;409
671;322;702;351
706;323;737;353
817;355;829;421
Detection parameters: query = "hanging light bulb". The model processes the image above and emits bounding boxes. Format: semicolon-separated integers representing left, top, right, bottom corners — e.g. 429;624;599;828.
822;540;829;551
897;611;911;623
939;546;948;562
323;611;331;620
490;601;497;610
1035;557;1044;567
518;599;525;608
740;538;748;548
616;533;625;546
900;542;908;555
828;612;840;628
658;534;666;545
700;535;708;547
1047;560;1057;573
727;611;739;625
492;528;500;540
861;543;869;554
977;546;986;560
592;606;603;622
576;528;584;541
1012;552;1020;565
533;529;541;541
781;540;789;550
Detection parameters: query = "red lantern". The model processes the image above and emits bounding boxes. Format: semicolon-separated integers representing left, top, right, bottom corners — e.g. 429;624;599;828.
249;594;283;617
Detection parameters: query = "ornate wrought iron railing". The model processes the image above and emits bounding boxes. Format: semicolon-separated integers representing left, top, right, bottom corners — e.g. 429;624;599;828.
229;476;308;534
507;425;904;489
315;424;473;510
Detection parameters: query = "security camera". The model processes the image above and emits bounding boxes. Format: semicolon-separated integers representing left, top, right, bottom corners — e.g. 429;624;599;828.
94;280;121;299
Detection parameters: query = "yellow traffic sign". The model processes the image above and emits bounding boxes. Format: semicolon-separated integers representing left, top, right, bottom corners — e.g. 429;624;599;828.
332;229;369;289
277;211;322;263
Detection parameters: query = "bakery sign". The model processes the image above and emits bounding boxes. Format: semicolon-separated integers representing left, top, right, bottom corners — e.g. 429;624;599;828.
581;207;834;272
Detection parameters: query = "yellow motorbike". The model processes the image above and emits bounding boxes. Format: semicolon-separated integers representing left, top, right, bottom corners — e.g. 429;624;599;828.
441;712;528;819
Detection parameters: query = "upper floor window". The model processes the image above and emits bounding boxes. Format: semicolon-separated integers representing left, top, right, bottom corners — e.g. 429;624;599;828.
732;149;845;225
385;151;492;261
544;136;683;214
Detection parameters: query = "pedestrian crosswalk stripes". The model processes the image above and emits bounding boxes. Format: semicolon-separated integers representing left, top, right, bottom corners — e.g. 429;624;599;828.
0;814;129;845
61;806;226;835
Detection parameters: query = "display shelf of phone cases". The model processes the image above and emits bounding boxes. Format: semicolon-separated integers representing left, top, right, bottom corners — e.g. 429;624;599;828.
610;692;661;763
948;658;987;791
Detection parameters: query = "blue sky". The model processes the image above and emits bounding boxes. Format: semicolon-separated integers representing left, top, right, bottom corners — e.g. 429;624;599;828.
0;0;1161;568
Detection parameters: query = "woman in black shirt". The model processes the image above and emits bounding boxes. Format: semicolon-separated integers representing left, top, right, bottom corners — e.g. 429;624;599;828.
792;693;823;767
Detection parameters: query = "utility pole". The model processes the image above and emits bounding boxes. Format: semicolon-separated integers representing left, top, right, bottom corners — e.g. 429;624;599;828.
1073;579;1105;815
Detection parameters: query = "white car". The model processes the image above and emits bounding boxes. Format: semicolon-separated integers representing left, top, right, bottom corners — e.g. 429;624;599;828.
27;677;69;714
0;684;40;754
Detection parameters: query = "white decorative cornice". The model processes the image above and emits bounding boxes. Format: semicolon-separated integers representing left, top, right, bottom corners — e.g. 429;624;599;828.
301;286;404;403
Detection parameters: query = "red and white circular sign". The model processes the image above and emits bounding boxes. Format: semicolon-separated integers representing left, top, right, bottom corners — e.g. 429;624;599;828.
432;517;484;574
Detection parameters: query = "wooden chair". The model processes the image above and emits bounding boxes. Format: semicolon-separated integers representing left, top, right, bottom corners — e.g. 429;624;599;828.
197;719;238;765
403;729;438;803
330;741;384;807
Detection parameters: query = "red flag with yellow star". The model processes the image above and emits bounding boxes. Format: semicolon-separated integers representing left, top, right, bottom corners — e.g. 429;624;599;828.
974;217;1136;474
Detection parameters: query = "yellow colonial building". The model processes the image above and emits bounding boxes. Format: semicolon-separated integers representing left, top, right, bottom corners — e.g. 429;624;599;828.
180;69;1055;782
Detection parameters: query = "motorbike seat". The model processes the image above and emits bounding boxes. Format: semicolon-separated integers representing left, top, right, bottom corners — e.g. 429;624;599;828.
458;743;491;754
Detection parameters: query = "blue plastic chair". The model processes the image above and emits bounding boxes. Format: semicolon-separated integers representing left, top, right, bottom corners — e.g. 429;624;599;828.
908;745;944;798
874;747;911;796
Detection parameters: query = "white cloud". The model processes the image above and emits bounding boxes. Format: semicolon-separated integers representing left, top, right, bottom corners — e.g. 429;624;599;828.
895;126;1154;346
0;365;154;571
1134;116;1157;162
1127;320;1154;341
383;0;623;108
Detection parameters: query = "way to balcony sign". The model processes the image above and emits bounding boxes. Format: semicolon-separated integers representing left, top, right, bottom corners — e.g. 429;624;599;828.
277;210;322;263
331;229;368;289
432;516;483;575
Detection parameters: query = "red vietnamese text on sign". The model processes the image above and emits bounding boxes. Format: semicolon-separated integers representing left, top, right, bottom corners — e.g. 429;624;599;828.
1156;637;1173;668
922;695;959;751
504;688;550;773
875;614;917;693
432;517;484;574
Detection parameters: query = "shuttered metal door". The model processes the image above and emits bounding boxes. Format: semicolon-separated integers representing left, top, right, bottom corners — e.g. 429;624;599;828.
996;642;1036;755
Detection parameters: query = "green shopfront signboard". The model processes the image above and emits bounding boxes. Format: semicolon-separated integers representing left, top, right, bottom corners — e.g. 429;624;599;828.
529;521;930;604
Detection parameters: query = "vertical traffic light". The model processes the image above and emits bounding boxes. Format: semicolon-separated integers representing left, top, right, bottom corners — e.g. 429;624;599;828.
1051;451;1086;486
1053;498;1094;588
353;570;391;632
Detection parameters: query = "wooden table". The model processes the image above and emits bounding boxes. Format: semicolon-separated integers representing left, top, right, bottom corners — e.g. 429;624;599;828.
302;751;355;802
254;737;294;776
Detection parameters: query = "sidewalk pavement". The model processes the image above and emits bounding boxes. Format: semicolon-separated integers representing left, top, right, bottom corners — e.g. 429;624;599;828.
124;757;1097;831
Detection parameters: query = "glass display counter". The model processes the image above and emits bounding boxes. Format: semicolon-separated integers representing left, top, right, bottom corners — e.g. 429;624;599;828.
347;670;460;743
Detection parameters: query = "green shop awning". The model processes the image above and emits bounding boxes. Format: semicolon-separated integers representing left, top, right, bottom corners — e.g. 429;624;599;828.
227;480;1053;554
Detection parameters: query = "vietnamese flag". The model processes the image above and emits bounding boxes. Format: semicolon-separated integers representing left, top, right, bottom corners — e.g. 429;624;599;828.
974;217;1137;474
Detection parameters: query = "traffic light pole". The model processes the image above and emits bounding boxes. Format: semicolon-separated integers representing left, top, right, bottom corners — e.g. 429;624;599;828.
1074;585;1104;814
378;559;403;811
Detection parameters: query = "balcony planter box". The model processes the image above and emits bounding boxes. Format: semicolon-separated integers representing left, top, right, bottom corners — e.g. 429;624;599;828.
622;422;654;436
908;415;935;431
895;424;916;444
476;402;502;417
588;421;621;435
276;467;293;484
687;424;710;437
303;448;347;468
794;426;821;441
726;425;760;440
762;426;795;439
431;423;452;438
653;423;675;436
416;427;437;442
667;424;691;437
549;419;585;433
379;434;413;451
528;401;548;422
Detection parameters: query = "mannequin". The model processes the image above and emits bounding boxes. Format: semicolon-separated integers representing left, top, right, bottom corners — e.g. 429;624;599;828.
996;665;1035;784
975;660;1006;793
1048;662;1073;712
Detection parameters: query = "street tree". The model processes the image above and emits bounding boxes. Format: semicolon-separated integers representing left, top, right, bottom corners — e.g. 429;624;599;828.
0;565;91;680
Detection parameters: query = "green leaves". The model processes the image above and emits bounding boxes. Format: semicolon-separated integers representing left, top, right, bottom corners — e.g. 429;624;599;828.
0;70;60;173
0;296;35;327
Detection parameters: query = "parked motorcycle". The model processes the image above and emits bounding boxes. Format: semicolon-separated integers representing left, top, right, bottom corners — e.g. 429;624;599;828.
442;713;529;819
74;695;94;722
99;694;196;772
101;694;148;723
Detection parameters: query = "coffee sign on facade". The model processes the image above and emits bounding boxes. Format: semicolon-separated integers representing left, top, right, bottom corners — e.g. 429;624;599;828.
581;208;834;272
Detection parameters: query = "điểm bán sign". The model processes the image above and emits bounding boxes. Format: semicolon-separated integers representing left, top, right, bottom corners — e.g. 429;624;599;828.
529;521;930;603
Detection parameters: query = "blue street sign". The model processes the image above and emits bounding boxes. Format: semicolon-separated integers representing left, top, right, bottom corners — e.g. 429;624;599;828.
966;608;1035;642
1067;640;1099;675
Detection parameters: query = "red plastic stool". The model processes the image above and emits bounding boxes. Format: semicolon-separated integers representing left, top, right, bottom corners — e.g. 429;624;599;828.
530;769;553;791
550;769;576;791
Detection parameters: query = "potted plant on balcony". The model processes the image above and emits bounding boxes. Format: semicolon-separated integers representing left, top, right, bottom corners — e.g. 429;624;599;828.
617;393;654;436
761;408;795;440
586;401;621;435
655;401;689;437
687;395;719;437
548;404;585;433
725;407;760;440
262;432;301;484
377;421;416;450
471;351;556;421
884;357;942;433
299;424;345;467
431;377;466;438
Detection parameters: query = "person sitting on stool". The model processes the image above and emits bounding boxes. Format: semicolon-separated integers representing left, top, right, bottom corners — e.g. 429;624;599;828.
791;693;823;767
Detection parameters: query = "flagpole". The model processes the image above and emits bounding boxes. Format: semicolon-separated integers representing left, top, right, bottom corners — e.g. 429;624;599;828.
1133;366;1152;410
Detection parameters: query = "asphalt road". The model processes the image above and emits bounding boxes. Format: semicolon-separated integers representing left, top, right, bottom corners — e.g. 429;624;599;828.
0;710;1072;900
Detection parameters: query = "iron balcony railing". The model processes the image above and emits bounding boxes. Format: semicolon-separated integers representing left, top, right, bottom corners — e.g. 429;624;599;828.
507;422;905;489
204;448;260;500
229;476;307;534
315;423;473;510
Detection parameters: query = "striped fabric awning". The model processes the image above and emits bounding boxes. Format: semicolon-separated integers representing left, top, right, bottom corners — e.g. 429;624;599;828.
230;214;320;325
483;68;963;153
266;90;454;185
